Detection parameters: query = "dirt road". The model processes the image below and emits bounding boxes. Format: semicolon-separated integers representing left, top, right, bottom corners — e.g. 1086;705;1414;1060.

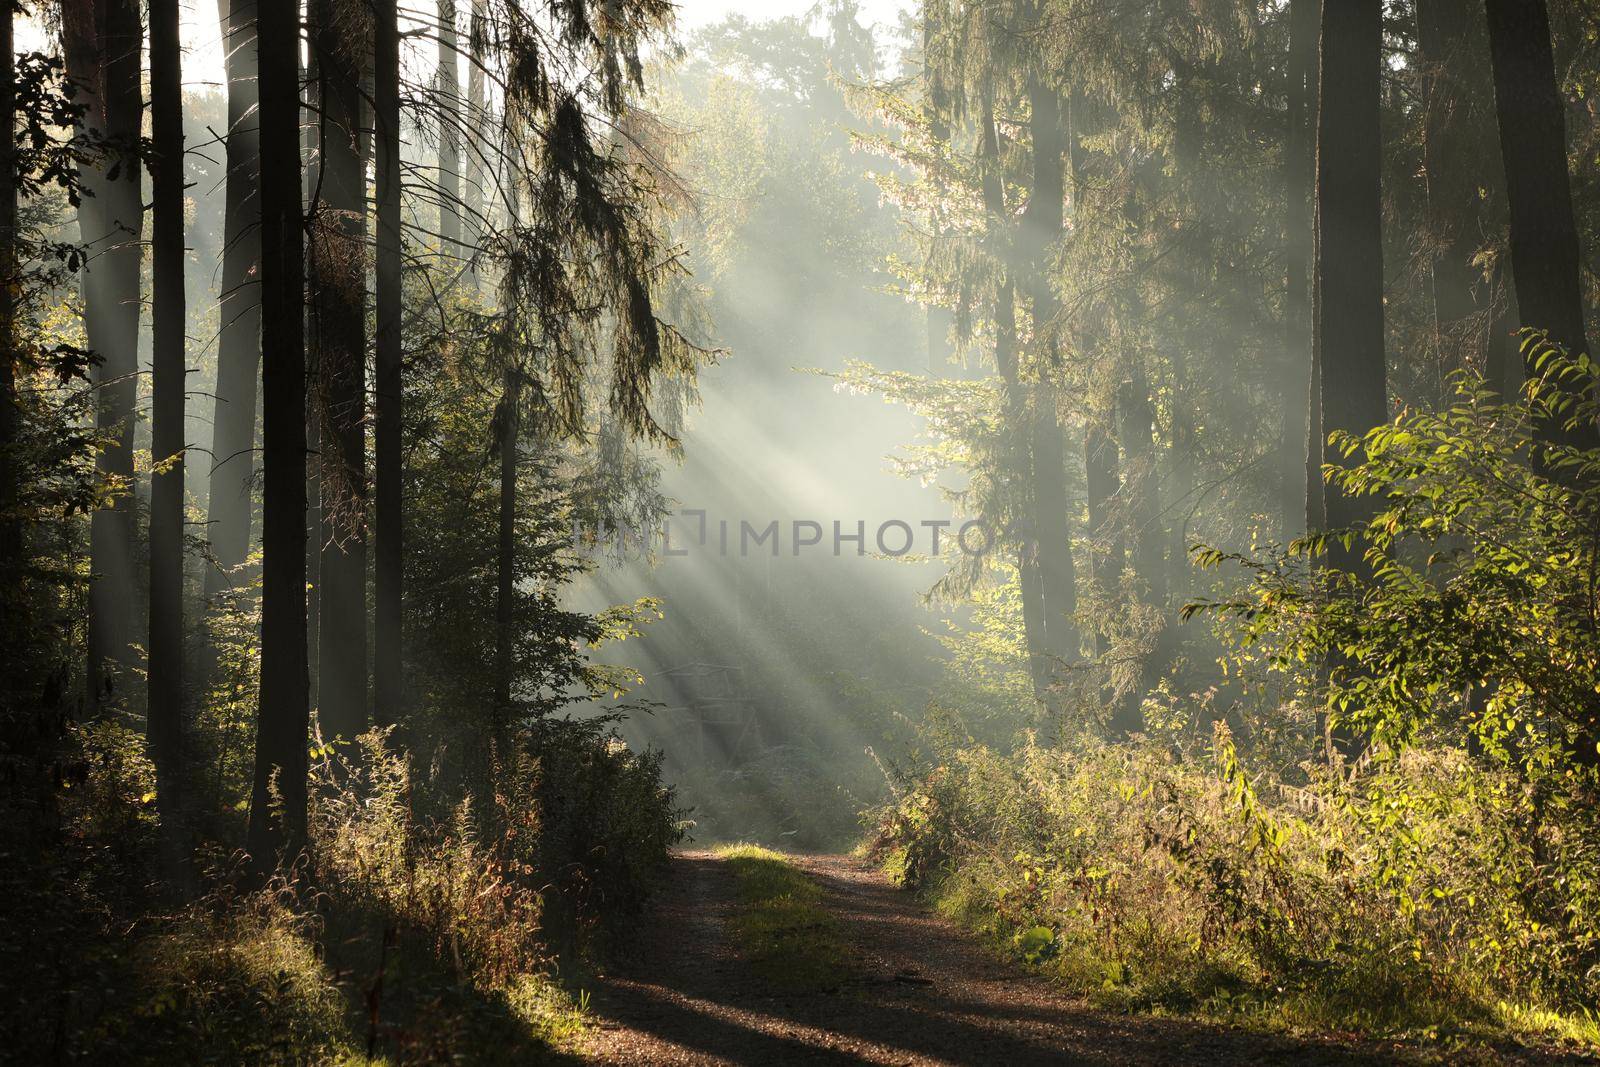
576;850;1512;1065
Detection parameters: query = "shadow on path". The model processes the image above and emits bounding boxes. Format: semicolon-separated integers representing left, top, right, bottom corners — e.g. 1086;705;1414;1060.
577;850;1546;1065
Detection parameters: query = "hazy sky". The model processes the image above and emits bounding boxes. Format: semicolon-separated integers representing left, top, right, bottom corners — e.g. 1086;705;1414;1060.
676;0;912;31
19;0;915;92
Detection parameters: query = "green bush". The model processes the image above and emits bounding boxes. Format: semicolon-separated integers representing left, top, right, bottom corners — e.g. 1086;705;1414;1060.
870;355;1600;1051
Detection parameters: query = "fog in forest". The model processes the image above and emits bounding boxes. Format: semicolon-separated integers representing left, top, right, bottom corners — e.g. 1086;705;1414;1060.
10;0;1600;1059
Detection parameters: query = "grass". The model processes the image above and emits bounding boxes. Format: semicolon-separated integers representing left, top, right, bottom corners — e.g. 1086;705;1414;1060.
714;844;852;993
909;851;1600;1059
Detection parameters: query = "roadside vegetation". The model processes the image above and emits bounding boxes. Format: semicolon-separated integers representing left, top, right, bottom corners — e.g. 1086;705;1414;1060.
868;368;1600;1057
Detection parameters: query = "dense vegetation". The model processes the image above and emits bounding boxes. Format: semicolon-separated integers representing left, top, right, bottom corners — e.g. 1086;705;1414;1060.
5;0;1600;1061
853;0;1600;1052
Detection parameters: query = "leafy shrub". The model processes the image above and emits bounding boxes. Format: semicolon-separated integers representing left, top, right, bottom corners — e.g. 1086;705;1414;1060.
99;896;352;1065
868;355;1600;1050
870;726;1600;1044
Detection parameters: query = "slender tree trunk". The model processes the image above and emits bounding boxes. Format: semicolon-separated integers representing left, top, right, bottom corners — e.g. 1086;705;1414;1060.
311;0;370;744
1484;0;1596;453
1084;416;1122;652
148;0;188;864
922;8;952;375
494;368;517;731
374;0;405;726
438;0;461;258
68;0;143;711
1313;0;1386;565
1305;329;1325;530
1118;362;1164;591
248;0;310;873
1417;0;1503;391
303;38;321;710
0;5;17;579
206;0;263;601
1119;355;1167;715
1025;76;1079;684
1313;0;1386;760
980;92;1049;700
1281;0;1318;539
465;0;485;289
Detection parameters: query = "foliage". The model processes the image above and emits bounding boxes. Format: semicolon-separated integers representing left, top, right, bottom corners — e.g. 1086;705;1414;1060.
870;725;1600;1049
871;355;1600;1051
1193;349;1600;771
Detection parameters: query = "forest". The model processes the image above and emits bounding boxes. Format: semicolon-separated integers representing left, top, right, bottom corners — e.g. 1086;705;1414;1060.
4;0;1600;1062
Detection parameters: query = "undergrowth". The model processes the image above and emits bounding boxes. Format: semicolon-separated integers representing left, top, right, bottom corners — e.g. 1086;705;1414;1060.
868;726;1600;1055
2;722;675;1064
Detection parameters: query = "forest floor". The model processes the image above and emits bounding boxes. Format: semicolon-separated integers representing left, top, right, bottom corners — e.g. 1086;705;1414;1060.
576;849;1584;1065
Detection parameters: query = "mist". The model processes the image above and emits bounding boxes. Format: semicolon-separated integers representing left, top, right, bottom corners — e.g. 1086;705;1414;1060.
9;0;1600;1060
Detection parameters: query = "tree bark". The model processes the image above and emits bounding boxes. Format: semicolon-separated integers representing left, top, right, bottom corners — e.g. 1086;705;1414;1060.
1084;415;1122;654
980;93;1049;700
1484;0;1596;453
374;0;405;727
0;5;17;578
494;367;517;731
1417;0;1505;391
205;0;263;602
465;0;485;289
1280;0;1318;539
1024;77;1079;684
303;35;321;711
1313;0;1386;568
65;0;143;711
922;8;952;375
438;0;461;258
148;0;188;862
311;0;370;744
248;0;310;873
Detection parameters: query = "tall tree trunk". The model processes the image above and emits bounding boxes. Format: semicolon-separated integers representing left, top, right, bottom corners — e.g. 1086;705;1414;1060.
303;38;321;710
1417;0;1504;391
1118;363;1164;602
1025;76;1079;686
0;5;17;579
248;0;310;873
922;6;952;375
465;0;485;290
1281;0;1319;539
311;0;370;744
1119;354;1167;718
205;0;262;601
1484;0;1596;453
494;367;517;738
1084;414;1122;655
438;0;461;258
66;0;143;711
374;0;405;727
1313;0;1386;567
980;92;1049;700
148;0;188;863
1314;0;1386;759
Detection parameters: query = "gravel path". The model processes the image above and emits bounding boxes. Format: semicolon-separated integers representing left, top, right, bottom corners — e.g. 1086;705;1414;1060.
577;850;1577;1065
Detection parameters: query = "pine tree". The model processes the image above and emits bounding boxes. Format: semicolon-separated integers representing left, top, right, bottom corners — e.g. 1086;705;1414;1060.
63;0;143;710
310;0;370;744
148;0;188;863
248;0;310;873
205;0;263;603
1484;0;1596;454
1312;0;1386;571
373;0;405;728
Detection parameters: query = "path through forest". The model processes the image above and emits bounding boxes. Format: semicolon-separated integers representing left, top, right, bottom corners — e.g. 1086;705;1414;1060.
578;850;1463;1065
